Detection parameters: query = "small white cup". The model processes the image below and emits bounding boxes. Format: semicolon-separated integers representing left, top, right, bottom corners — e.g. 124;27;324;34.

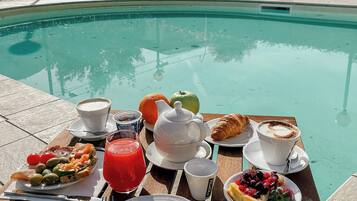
257;120;301;165
76;98;111;133
184;158;218;200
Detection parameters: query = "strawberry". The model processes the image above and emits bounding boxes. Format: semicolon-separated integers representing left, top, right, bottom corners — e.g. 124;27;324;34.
263;172;270;179
235;179;241;185
249;188;257;196
239;185;247;192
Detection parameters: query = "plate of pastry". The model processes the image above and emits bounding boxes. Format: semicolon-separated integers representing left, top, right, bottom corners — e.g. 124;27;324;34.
205;114;257;147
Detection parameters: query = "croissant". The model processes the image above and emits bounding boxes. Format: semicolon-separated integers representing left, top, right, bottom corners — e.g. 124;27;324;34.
211;114;249;141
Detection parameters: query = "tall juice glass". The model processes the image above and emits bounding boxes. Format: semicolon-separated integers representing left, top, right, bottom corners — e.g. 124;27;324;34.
103;130;146;193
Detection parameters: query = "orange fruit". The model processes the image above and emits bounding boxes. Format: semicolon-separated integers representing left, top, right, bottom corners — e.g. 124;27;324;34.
139;93;169;125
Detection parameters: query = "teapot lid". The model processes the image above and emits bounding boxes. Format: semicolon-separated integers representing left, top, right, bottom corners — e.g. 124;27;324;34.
164;101;193;122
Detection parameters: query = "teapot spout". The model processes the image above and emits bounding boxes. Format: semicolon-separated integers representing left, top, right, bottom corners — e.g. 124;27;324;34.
155;100;172;116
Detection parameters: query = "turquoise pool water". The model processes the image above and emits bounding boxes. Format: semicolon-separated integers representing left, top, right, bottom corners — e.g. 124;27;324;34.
1;6;357;200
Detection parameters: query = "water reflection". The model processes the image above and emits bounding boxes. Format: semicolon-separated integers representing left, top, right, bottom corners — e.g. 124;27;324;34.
8;31;41;55
152;18;167;82
335;53;355;127
1;12;357;100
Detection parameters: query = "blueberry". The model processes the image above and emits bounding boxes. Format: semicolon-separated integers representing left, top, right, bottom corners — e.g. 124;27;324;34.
243;173;250;180
255;182;264;190
257;171;264;180
262;188;269;194
253;191;261;199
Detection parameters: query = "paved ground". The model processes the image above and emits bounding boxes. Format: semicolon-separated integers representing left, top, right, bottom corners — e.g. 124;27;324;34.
0;74;77;185
327;174;357;201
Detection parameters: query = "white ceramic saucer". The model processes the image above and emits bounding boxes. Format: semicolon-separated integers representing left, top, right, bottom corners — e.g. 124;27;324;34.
146;141;212;170
143;120;154;132
243;140;309;174
205;118;258;147
68;114;117;141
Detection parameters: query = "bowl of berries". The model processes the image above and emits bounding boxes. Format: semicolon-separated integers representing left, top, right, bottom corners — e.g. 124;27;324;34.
224;169;301;201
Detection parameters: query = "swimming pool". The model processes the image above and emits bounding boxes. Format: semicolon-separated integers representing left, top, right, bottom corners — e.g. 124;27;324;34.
1;2;357;200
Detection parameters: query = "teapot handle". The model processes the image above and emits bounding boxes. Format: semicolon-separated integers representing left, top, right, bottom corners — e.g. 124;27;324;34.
187;119;208;142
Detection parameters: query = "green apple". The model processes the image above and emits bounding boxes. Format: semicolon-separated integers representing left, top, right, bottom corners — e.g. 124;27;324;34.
170;90;200;114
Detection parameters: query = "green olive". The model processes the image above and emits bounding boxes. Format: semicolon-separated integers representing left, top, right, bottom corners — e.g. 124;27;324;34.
46;158;61;168
52;165;60;175
58;157;69;163
29;174;43;186
35;163;46;174
42;169;52;176
43;173;59;185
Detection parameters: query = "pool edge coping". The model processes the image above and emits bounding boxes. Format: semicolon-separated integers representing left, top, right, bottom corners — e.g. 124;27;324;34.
1;0;357;27
1;0;357;14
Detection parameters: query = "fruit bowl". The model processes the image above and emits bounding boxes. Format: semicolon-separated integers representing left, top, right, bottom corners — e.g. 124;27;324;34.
223;169;302;201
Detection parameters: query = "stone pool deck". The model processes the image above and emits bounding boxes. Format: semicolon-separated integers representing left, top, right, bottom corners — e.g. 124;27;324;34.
0;74;77;185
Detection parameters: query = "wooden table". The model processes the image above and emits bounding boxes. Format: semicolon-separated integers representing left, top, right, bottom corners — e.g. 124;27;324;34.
1;112;320;201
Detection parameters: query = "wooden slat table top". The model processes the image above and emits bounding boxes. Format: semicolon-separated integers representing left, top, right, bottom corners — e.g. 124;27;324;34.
1;112;320;201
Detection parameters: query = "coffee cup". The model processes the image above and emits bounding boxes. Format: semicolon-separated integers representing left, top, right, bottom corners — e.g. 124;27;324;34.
76;98;111;133
184;158;218;200
113;110;142;133
257;120;301;165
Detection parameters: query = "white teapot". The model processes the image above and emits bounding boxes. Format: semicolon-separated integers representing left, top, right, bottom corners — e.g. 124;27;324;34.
153;100;209;162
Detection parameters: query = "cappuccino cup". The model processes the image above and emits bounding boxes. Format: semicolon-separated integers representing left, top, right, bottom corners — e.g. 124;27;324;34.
257;120;300;165
76;98;111;133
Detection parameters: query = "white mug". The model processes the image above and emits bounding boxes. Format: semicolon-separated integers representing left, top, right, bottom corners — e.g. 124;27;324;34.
184;158;218;200
76;98;111;133
257;120;301;165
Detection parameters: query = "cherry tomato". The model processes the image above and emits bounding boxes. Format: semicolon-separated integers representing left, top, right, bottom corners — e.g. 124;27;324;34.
40;152;56;164
235;179;241;185
27;153;40;166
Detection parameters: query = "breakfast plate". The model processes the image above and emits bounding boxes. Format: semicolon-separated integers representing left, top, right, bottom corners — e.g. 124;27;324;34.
146;141;212;170
243;140;309;174
223;170;302;201
15;148;103;191
127;195;190;201
143;120;154;132
18;176;86;190
205;118;258;147
68;114;116;141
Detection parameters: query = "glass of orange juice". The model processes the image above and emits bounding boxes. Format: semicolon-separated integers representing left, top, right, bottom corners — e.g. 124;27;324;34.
103;130;146;193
